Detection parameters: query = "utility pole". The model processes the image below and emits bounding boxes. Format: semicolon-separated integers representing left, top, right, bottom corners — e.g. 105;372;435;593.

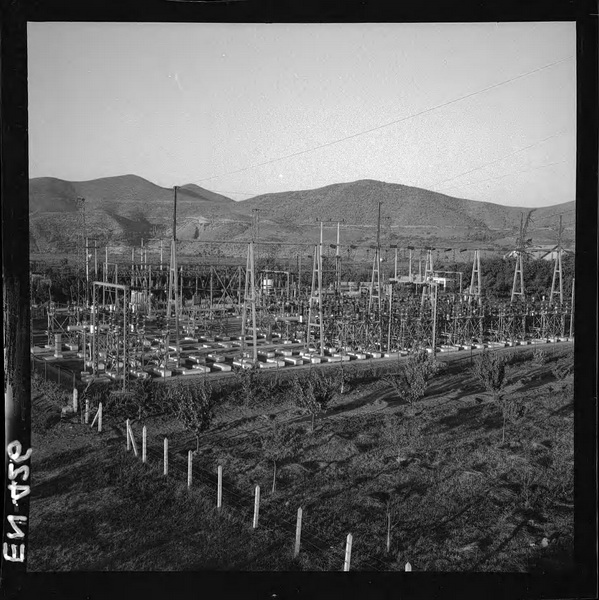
431;282;438;361
167;186;181;368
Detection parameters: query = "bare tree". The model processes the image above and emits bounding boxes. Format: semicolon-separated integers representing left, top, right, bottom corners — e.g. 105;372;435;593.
173;380;216;452
292;369;338;432
260;422;301;495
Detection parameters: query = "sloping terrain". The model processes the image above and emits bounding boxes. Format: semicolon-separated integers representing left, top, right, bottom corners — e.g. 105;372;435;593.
29;344;573;572
29;175;574;255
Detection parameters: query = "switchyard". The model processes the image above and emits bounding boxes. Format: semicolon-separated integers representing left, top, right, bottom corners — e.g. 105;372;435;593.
31;201;574;391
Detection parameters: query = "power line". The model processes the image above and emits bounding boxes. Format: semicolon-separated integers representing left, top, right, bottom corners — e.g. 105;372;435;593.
440;159;569;193
430;129;569;192
195;56;573;185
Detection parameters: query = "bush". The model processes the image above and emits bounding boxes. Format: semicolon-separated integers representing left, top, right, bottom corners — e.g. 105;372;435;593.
472;350;511;443
171;379;217;452
230;364;262;407
532;348;548;366
384;349;438;405
291;369;338;432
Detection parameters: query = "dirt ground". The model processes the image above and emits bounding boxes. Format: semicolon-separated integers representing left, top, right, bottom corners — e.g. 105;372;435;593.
28;343;574;572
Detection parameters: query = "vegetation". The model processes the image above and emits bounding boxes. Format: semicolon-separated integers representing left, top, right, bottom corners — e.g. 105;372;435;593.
259;422;301;495
29;344;574;572
532;347;548;366
171;379;217;453
291;369;338;432
472;350;511;443
384;349;438;405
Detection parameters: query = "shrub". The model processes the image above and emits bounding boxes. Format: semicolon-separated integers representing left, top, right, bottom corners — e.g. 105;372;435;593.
472;350;510;443
231;364;262;407
172;380;217;452
384;349;438;405
291;369;338;432
532;348;548;366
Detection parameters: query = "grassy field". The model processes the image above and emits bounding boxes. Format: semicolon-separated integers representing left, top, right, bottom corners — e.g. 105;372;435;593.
28;344;574;572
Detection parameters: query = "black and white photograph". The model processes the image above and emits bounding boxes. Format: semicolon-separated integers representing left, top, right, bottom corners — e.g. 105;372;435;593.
2;5;597;597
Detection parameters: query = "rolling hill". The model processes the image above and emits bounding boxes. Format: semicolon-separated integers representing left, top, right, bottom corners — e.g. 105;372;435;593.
28;175;574;257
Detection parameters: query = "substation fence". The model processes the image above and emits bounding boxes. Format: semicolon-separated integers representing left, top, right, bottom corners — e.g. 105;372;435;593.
31;354;83;392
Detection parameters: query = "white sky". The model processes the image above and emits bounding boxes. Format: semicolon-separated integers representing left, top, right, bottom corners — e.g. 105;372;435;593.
28;22;575;206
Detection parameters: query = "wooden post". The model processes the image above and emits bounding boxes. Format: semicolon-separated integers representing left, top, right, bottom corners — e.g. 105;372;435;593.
217;465;222;509
187;450;193;488
72;388;78;412
252;485;260;529
405;562;412;572
127;421;138;457
294;507;303;558
91;406;99;427
386;511;391;554
164;438;168;476
142;426;147;463
85;398;89;424
98;402;102;433
126;419;131;451
343;533;353;571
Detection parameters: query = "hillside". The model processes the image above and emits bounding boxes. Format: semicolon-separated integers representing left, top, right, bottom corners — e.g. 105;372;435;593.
29;175;575;256
237;179;574;245
29;175;240;252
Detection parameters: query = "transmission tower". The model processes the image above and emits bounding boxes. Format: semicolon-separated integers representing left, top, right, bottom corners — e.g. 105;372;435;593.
468;249;482;305
307;244;324;353
511;210;534;303
241;241;258;363
549;215;565;304
369;202;383;313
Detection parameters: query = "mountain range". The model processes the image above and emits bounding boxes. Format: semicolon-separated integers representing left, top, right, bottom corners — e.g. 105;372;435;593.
29;174;574;258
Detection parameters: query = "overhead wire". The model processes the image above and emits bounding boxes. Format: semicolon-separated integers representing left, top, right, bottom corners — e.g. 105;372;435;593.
430;129;569;192
439;159;569;194
195;56;573;185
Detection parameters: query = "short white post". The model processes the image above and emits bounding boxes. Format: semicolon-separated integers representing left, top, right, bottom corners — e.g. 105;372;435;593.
187;451;193;488
343;533;353;572
163;438;168;476
252;485;260;529
72;388;78;412
217;465;222;509
142;426;147;463
98;403;102;433
126;419;131;451
85;398;89;424
405;562;412;572
91;407;99;428
294;507;303;558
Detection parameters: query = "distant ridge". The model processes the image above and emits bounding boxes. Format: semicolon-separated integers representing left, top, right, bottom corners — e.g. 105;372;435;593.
29;175;575;255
